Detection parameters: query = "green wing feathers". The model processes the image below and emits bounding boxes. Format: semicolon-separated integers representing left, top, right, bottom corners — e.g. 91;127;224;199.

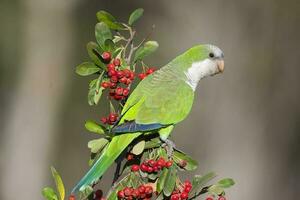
71;133;142;193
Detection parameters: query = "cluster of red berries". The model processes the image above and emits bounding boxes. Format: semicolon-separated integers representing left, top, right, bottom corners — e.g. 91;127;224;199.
131;157;173;173
101;52;134;101
137;68;156;80
117;185;154;200
206;196;226;200
170;180;192;200
101;113;118;125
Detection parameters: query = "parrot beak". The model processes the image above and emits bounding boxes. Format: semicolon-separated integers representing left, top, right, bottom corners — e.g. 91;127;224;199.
217;59;225;73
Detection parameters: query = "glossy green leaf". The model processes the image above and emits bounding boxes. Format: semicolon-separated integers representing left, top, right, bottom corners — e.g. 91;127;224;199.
76;62;100;76
87;73;104;105
42;187;58;200
131;140;145;155
134;41;159;62
112;47;123;58
96;10;124;30
157;167;168;193
191;172;217;195
128;8;144;25
95;22;112;49
50;167;65;200
85;120;106;135
88;138;109;153
163;165;176;196
173;150;198;171
218;178;235;188
86;42;105;69
93;83;104;105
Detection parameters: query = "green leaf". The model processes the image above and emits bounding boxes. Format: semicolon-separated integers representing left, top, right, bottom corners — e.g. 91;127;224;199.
208;185;224;195
131;140;145;155
85;120;106;135
191;172;217;195
50;167;65;200
112;47;123;58
87;72;104;105
163;165;176;196
42;187;58;200
76;62;100;76
94;78;104;105
134;41;159;62
157;167;168;193
79;185;94;200
145;137;162;149
96;10;124;30
86;42;105;69
88;138;109;153
128;8;144;25
217;178;235;188
104;39;115;52
173;150;198;171
95;22;112;49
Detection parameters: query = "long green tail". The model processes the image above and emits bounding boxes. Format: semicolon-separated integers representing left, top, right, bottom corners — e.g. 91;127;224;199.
71;133;142;194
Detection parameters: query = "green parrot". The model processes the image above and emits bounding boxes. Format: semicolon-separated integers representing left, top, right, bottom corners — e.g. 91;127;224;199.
72;44;225;194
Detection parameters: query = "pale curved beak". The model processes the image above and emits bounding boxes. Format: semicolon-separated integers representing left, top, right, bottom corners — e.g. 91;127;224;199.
217;59;225;73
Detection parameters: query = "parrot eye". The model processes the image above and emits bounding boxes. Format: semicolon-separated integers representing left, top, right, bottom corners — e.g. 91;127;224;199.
209;52;215;58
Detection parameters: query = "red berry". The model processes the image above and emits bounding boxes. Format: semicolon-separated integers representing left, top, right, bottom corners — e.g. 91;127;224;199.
131;164;140;172
129;72;135;80
110;76;118;83
170;194;180;200
145;186;153;194
116;71;123;79
113;58;121;66
122;88;130;96
125;79;132;85
100;117;108;124
156;159;165;167
146;67;156;75
101;82;110;88
127;154;134;161
114;95;123;101
117;190;125;198
165;161;173;168
109;113;118;122
140;163;148;172
147;166;154;173
109;82;117;89
184;180;192;187
107;63;115;70
102;52;111;62
95;190;103;198
153;165;159;172
172;189;180;195
123;187;131;196
184;185;192;193
138;185;146;194
147;159;156;166
132;189;140;198
206;196;214;200
180;192;189;199
218;196;226;200
115;87;123;96
123;69;131;78
69;195;76;200
119;77;127;83
138;73;146;80
108;69;117;77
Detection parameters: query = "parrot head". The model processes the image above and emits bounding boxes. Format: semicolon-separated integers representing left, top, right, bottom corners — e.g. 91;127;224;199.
179;44;225;90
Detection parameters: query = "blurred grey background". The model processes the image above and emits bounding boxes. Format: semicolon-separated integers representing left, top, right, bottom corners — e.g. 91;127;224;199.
1;0;300;199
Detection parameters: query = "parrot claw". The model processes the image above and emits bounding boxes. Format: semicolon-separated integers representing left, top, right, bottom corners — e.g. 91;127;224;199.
163;139;175;157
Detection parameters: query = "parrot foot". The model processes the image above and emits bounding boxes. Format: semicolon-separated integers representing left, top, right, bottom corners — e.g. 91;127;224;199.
162;139;176;157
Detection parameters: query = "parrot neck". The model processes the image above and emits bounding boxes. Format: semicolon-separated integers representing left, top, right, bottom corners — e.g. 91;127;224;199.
184;58;215;91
